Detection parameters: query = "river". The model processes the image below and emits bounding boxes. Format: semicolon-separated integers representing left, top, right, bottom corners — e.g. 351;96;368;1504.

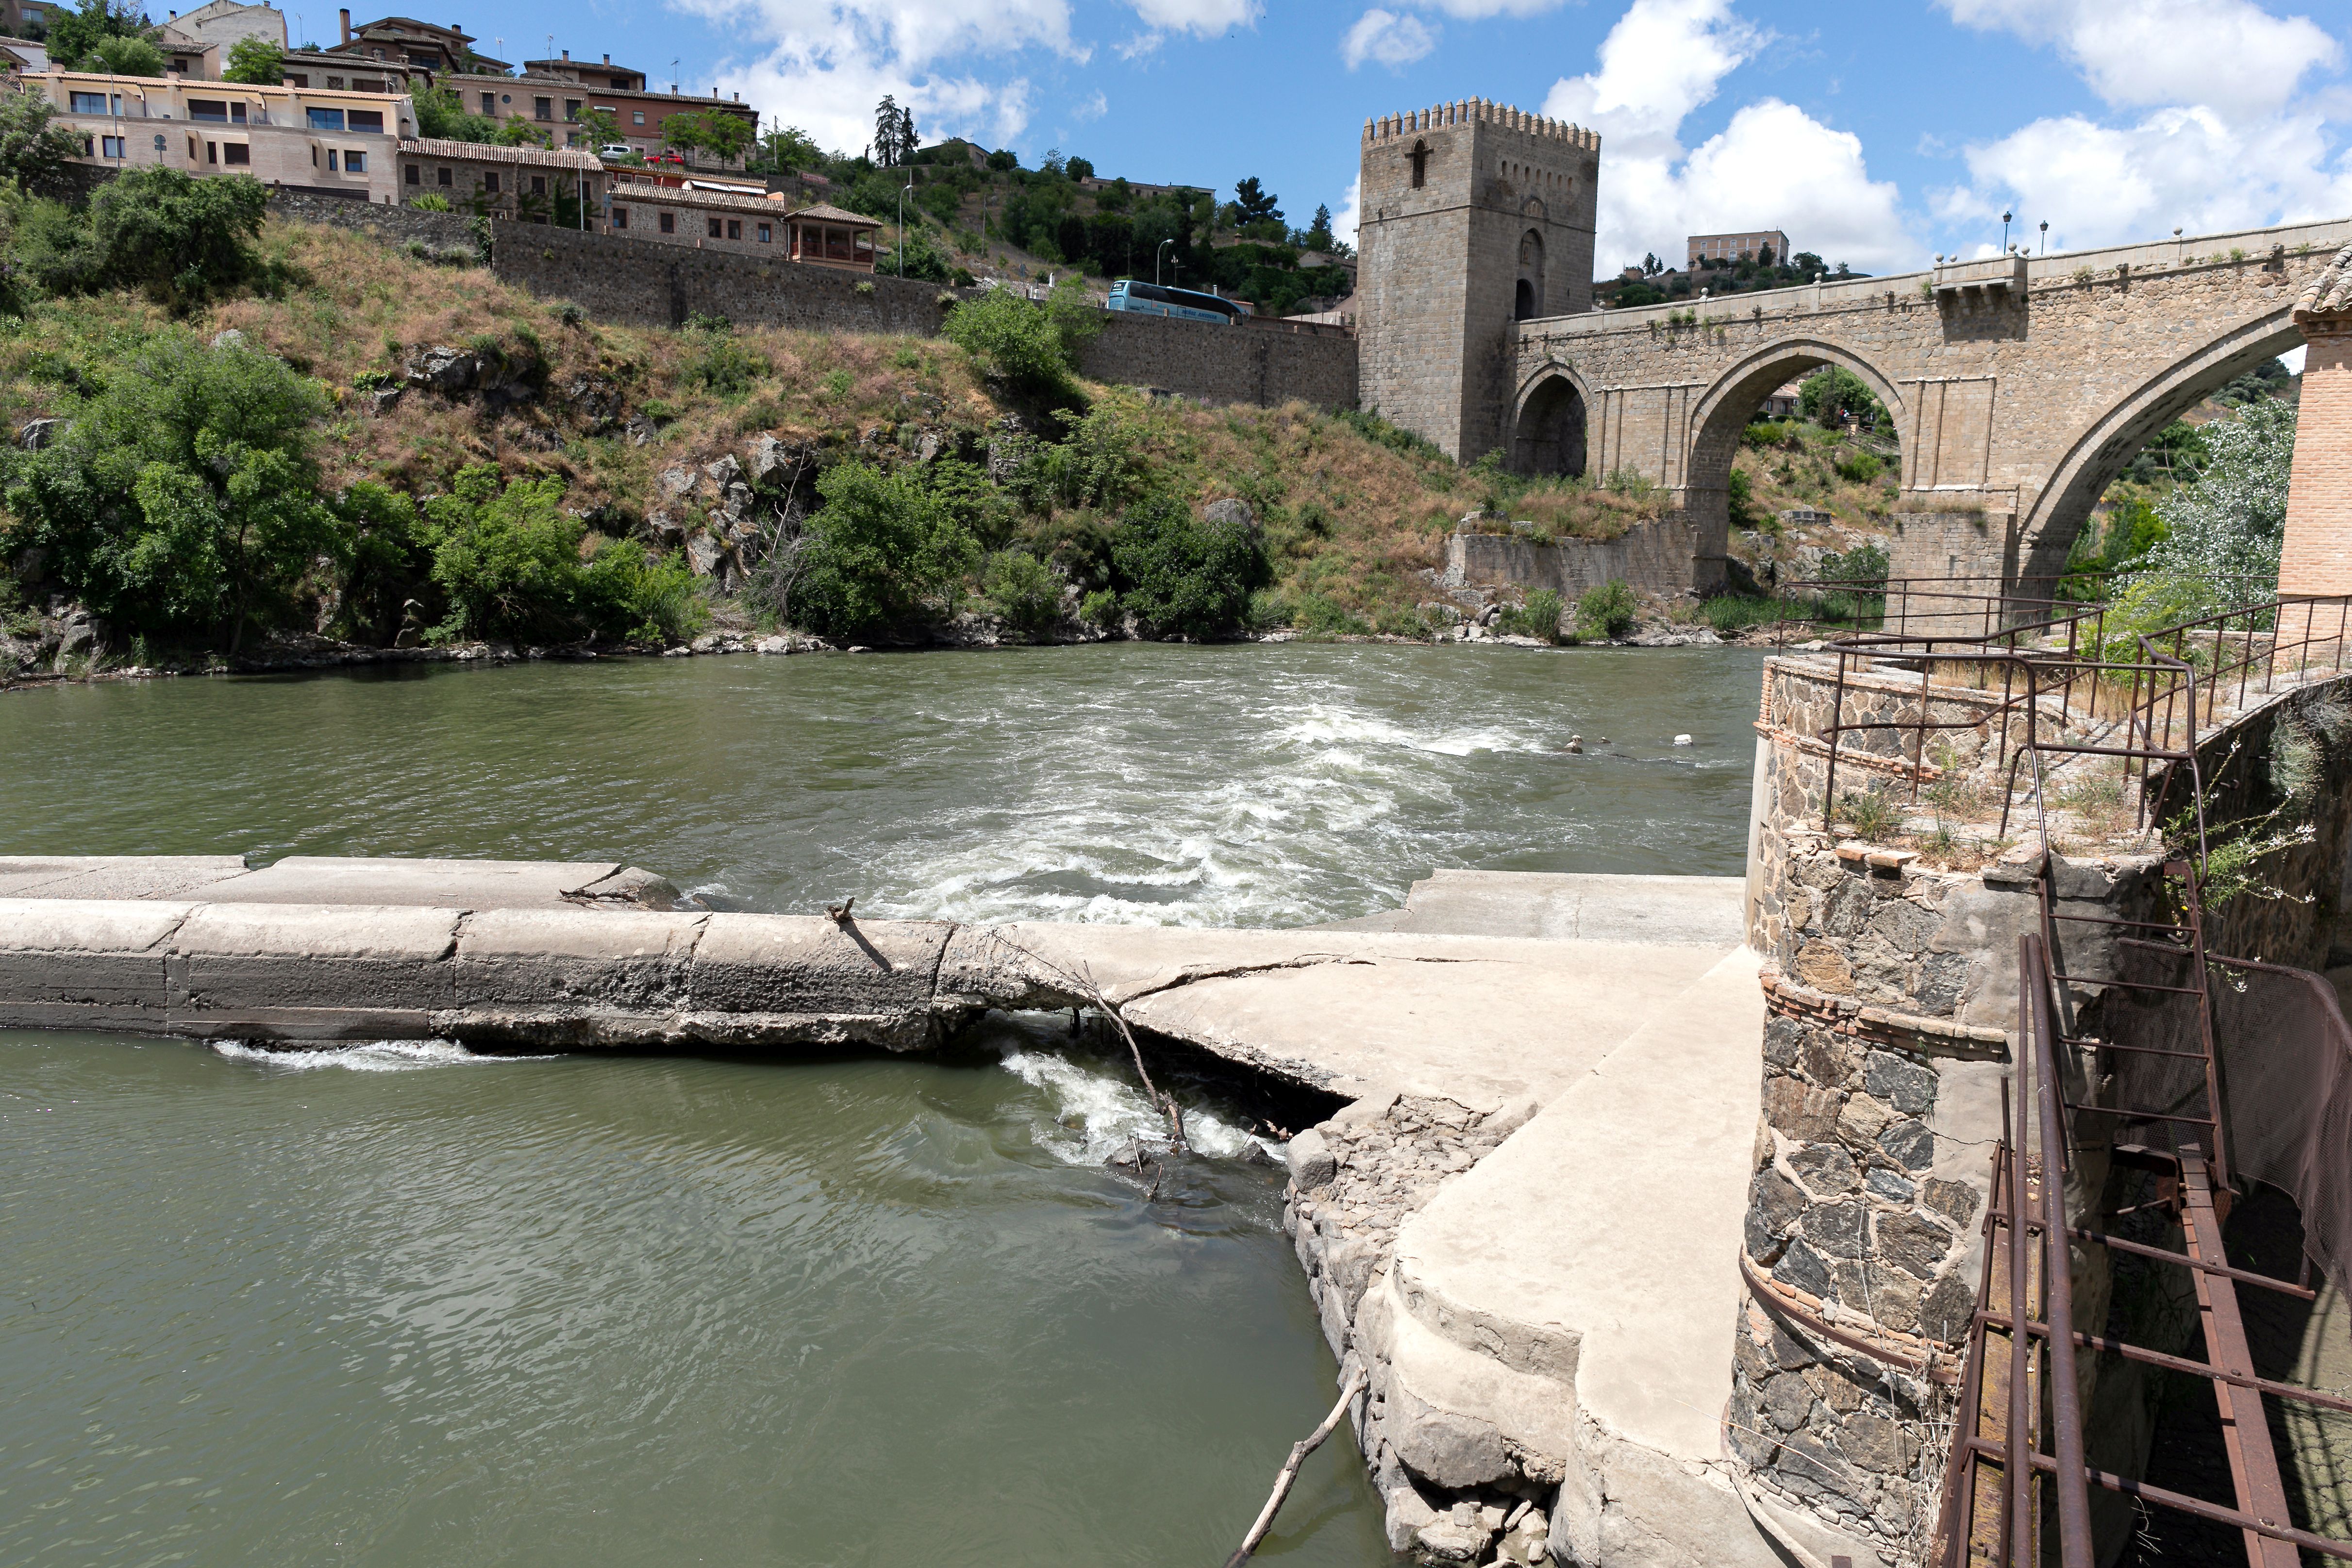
1;644;1764;1566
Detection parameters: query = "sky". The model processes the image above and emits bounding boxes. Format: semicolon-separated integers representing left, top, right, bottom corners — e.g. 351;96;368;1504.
339;0;2352;278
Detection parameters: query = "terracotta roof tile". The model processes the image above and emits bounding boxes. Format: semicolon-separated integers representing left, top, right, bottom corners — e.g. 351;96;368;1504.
399;136;601;172
2295;240;2352;321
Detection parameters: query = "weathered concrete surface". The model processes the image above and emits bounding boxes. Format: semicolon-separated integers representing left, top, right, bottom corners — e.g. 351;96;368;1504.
1375;946;1882;1566
1324;869;1746;946
0;854;678;909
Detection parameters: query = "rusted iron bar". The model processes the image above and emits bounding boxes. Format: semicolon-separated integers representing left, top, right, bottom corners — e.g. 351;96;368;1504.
1955;1441;2352;1561
1976;1307;2352;1414
2024;935;2096;1567
2064;1103;2217;1126
2068;1227;2319;1301
2180;1147;2300;1568
2004;1061;2035;1568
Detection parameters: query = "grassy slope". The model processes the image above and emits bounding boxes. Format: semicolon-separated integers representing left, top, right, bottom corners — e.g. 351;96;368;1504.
0;219;1486;632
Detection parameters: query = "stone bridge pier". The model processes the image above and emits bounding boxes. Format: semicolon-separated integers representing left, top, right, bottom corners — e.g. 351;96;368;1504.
1506;217;2352;598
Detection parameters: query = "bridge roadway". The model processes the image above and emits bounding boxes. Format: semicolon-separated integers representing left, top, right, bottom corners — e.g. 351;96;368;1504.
0;856;1864;1565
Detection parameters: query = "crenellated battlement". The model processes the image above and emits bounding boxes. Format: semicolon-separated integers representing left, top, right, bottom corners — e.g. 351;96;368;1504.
1361;98;1600;151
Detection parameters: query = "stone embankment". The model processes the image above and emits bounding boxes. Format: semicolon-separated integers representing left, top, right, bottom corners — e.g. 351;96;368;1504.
0;858;1793;1566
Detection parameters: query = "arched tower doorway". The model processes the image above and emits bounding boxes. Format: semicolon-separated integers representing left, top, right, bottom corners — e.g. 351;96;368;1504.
1512;371;1586;478
1516;230;1545;321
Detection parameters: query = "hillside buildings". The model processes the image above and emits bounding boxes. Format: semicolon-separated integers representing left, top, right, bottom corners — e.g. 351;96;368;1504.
1686;228;1790;267
34;68;413;202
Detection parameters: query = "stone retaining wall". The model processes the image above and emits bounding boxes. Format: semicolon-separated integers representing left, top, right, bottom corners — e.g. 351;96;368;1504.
489;223;1360;409
1443;514;1718;599
270;191;484;253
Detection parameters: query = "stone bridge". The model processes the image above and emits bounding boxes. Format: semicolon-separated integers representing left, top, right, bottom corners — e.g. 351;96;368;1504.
1509;216;2352;592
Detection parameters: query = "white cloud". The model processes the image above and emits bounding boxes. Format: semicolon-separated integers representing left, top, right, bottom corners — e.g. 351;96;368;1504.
1127;0;1259;32
1941;0;2341;121
1073;88;1109;121
1331;175;1362;250
685;0;1071;154
1937;105;2352;251
1342;8;1438;70
1541;0;1913;272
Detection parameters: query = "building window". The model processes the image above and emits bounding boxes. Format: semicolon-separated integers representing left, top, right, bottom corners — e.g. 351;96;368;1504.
343;150;365;172
348;109;384;133
405;164;420;184
613;205;628;229
756;222;770;243
565;99;580;121
484;171;499;194
534;97;551;120
726;219;740;240
223;143;250;166
287;73;308;87
707;217;721;238
171;56;188;72
437;166;452;186
632;110;644;125
325;148;336;170
1409;137;1428;188
658;210;674;233
326;75;344;89
206;141;218;164
480;91;495;114
189;99;227;122
69;90;107;114
531;175;546;196
307;107;346;130
100;134;124;158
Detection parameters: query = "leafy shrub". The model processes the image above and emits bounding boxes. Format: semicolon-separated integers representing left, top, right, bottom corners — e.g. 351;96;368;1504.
983;549;1062;631
788;461;980;637
578;537;706;645
1799;367;1888;430
1501;588;1563;642
1079;587;1119;626
1010;403;1144;512
16;167;271;309
681;324;767;397
0;90;88;195
1836;788;1900;840
0;331;336;649
1726;466;1762;530
1110;492;1270;639
1292;591;1367;634
408;193;453;213
1700;594;1784;634
1834;449;1885;484
943;288;1082;400
1575;579;1637;640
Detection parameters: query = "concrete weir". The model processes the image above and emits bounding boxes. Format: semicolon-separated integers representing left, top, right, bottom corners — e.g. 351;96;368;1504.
0;856;1846;1566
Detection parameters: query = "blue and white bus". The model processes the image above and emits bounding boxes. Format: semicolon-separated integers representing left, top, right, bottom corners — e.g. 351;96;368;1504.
1106;280;1252;324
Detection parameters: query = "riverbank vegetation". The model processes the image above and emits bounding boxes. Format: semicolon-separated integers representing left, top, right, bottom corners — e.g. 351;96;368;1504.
0;174;1512;669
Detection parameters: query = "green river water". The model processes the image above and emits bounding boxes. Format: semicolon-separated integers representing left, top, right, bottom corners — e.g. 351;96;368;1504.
0;643;1764;1566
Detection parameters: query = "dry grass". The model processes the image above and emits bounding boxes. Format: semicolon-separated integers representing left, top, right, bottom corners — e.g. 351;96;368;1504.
0;217;1525;627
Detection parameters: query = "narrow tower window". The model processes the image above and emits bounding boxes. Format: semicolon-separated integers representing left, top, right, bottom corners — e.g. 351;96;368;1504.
1409;138;1428;189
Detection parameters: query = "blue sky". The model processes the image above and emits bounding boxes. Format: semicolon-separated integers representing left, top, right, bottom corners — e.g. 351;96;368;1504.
375;0;2350;277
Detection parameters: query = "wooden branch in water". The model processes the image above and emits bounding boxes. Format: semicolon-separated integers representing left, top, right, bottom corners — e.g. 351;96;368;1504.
1224;1368;1367;1568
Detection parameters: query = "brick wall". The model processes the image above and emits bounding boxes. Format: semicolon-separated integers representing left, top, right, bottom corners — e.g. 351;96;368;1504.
2281;321;2352;598
491;223;1359;409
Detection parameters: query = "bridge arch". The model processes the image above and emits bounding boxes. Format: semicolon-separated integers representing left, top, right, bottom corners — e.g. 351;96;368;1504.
2016;307;2304;582
1682;338;1909;499
1508;359;1592;477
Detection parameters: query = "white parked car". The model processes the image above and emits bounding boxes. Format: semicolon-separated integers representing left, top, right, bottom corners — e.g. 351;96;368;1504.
598;144;634;160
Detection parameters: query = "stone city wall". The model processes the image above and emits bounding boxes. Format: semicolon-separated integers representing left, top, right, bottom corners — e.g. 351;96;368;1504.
489;224;1359;410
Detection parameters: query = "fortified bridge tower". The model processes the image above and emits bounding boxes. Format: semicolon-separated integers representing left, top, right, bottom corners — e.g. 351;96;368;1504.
1356;99;1599;465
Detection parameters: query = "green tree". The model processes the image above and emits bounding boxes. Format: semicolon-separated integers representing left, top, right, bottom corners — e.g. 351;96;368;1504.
0;90;87;195
789;461;980;636
0;333;339;649
1065;154;1093;182
663;108;752;168
983;549;1062;632
1575;580;1638;640
1798;366;1886;431
755;124;822;172
1232;176;1280;225
574;104;621;149
2134;399;2296;590
1303;202;1334;250
412;80;499;142
424;465;587;643
80;31;165;73
87;165;268;307
495;117;553;149
221;34;285;84
1110;492;1268;638
46;0;148;72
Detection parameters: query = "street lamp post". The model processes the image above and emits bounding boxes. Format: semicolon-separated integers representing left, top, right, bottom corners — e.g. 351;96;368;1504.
898;179;914;278
2001;210;2012;252
1156;237;1174;285
2038;220;2048;255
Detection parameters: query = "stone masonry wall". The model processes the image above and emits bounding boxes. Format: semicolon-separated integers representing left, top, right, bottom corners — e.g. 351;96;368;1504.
271;190;483;252
1444;515;1710;598
1736;653;2166;1557
491;223;1358;410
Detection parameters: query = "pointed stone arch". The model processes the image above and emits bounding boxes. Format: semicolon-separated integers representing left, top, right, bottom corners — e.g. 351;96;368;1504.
1508;359;1591;477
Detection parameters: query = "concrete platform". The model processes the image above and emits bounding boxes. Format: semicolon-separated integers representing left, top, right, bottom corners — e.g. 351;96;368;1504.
0;855;677;909
1320;870;1747;947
